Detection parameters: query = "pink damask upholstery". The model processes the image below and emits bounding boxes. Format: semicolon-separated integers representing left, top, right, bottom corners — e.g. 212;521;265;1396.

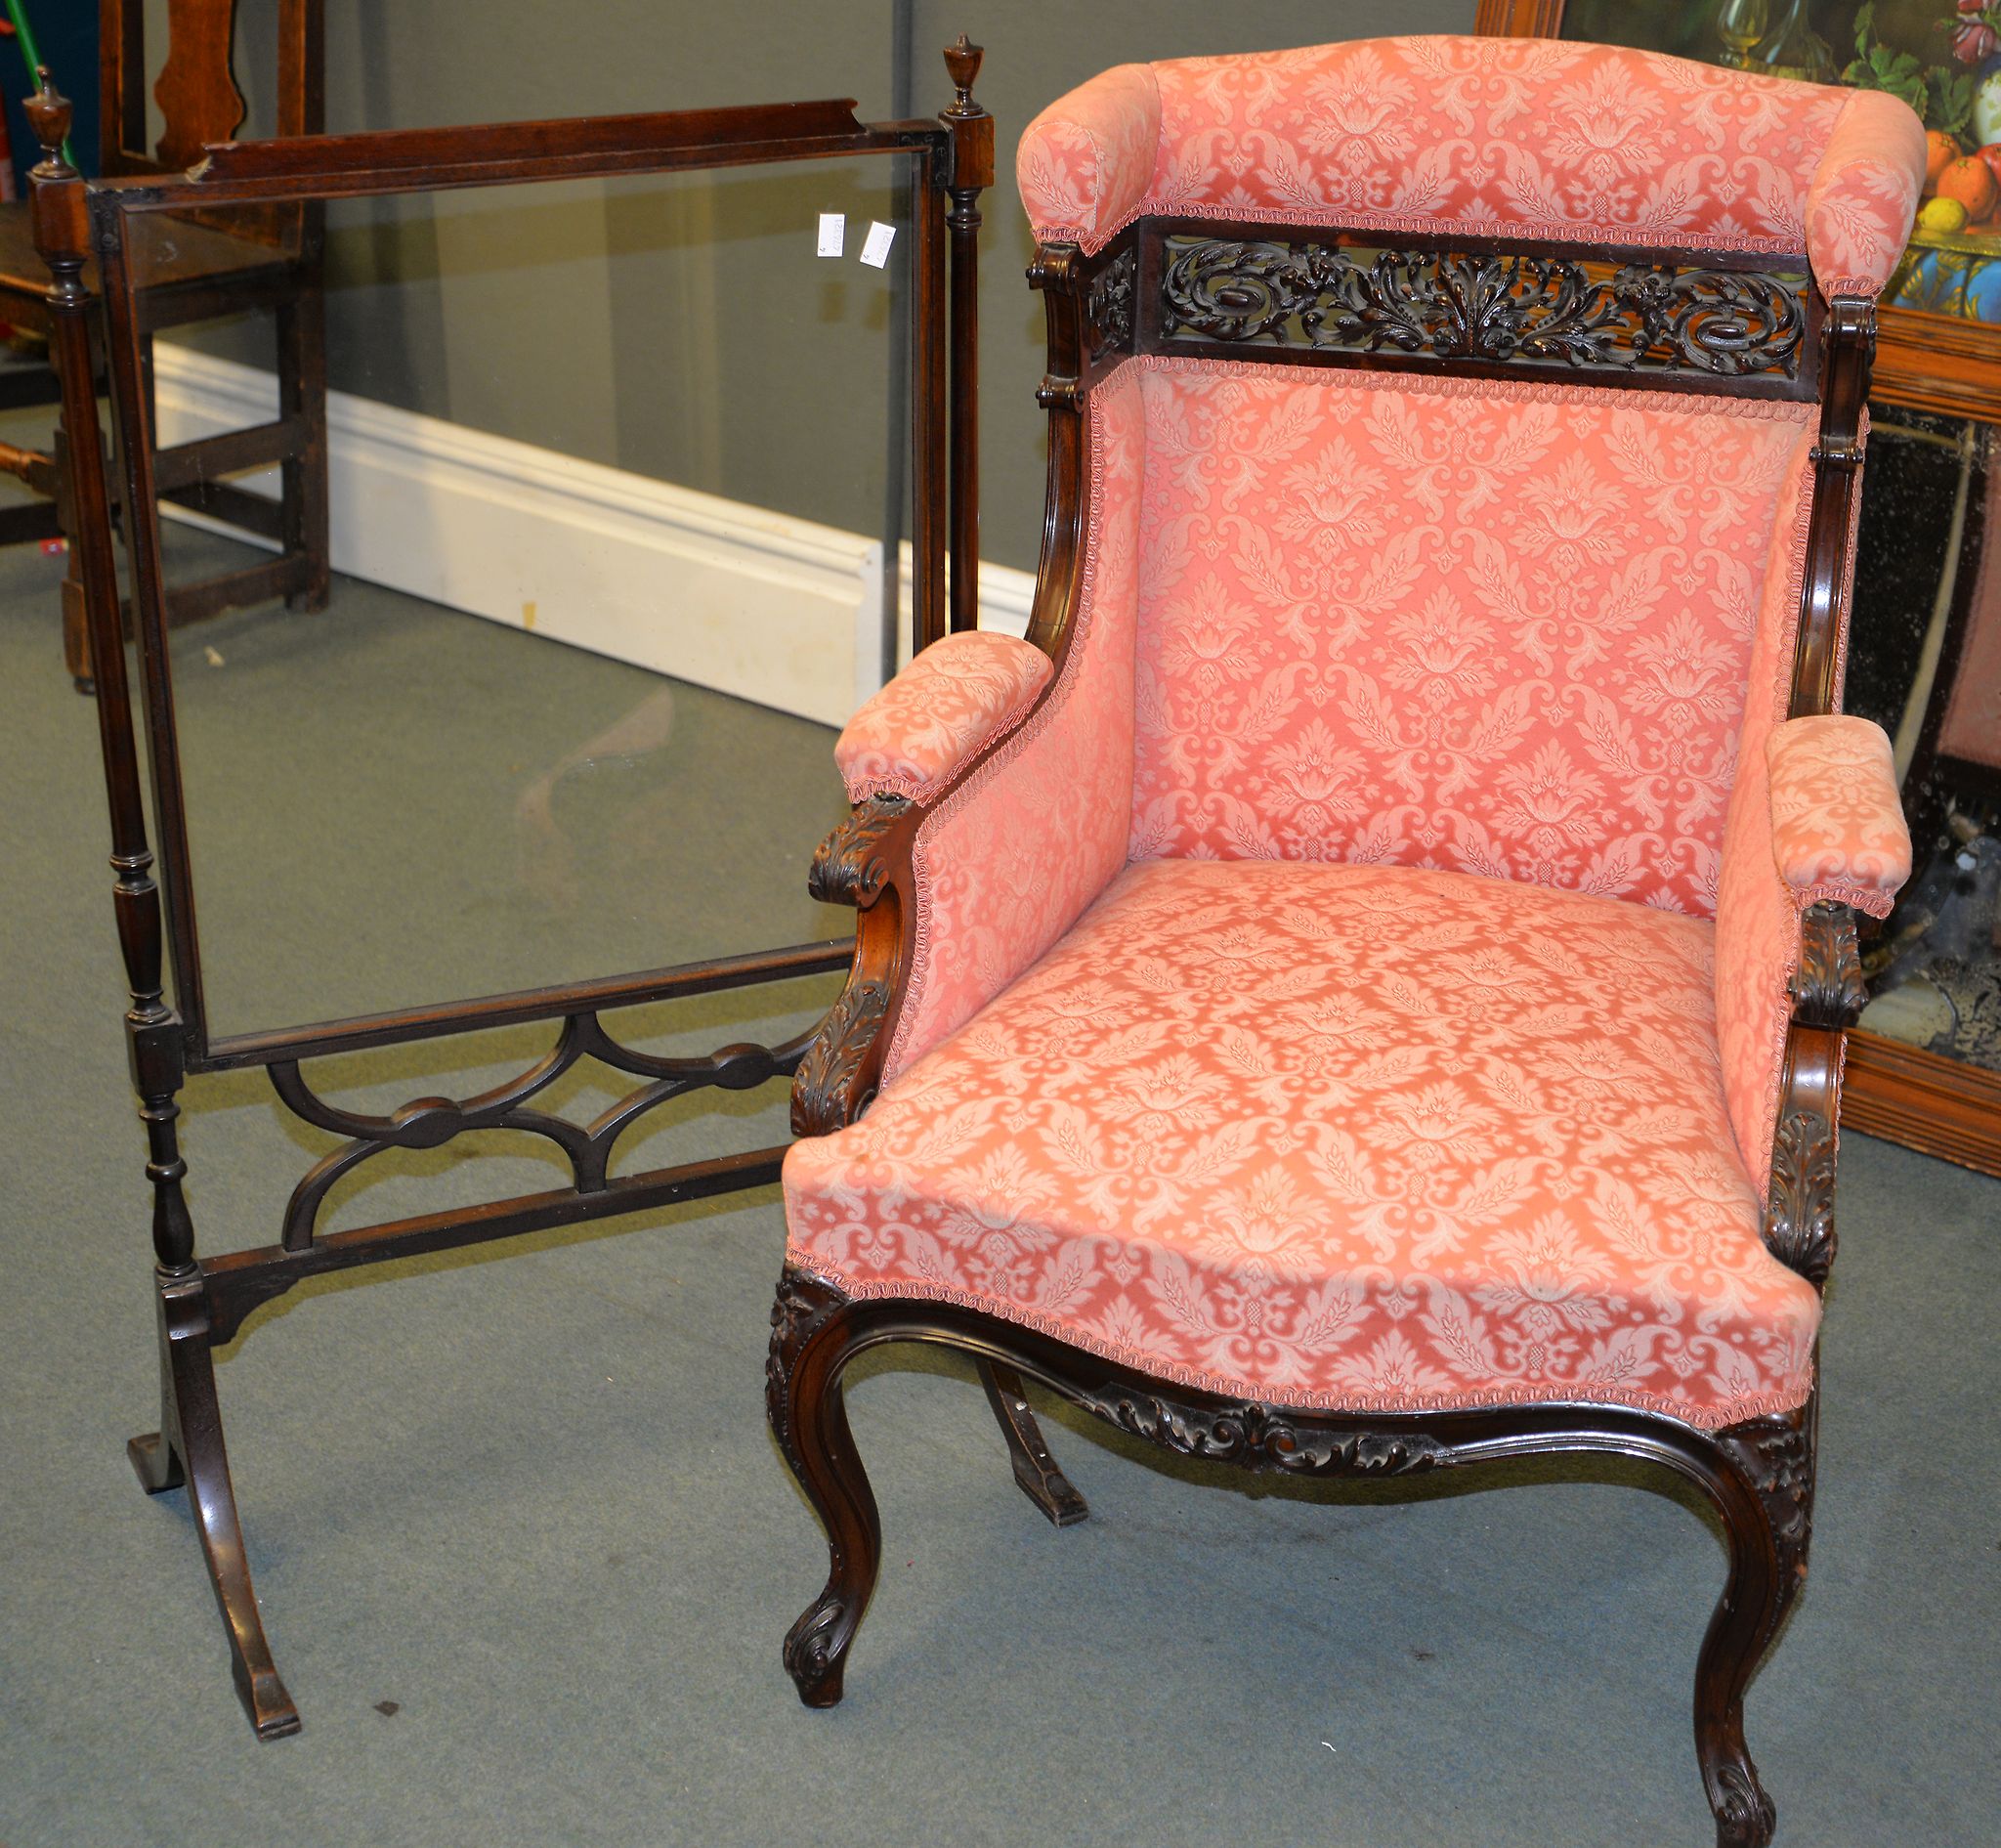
835;631;1052;802
1766;714;1911;915
1018;36;1925;298
788;858;1820;1429
1128;359;1813;911
788;42;1922;1432
1713;441;1816;1194
881;369;1145;1082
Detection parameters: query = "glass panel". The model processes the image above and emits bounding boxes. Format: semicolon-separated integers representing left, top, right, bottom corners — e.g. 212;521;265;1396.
117;157;911;1039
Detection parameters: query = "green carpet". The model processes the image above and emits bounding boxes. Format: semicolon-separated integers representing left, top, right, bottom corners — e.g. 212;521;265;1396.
1;537;1996;1847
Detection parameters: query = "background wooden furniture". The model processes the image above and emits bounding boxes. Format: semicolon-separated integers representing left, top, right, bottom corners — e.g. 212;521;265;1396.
1472;0;2001;1181
30;40;991;1740
2;0;327;687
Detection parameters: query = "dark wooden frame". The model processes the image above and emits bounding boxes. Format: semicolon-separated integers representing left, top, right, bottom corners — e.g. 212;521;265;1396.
1;0;331;689
1475;0;2001;1175
769;198;1879;1847
27;43;994;1741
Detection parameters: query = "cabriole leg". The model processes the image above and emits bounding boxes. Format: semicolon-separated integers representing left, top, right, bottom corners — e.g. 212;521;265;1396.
767;1272;881;1707
132;1268;299;1741
978;1359;1088;1526
1695;1404;1816;1848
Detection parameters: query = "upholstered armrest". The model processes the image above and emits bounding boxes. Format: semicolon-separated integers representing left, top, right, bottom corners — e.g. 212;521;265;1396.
1806;89;1928;300
1766;714;1911;918
1017;62;1161;251
795;374;1147;1138
834;631;1052;803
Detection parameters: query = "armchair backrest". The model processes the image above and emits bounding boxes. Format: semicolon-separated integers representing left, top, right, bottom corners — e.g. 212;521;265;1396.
1016;34;1924;918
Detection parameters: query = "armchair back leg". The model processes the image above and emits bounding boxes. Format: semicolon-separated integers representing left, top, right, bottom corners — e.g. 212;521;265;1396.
977;1360;1088;1526
768;1273;882;1708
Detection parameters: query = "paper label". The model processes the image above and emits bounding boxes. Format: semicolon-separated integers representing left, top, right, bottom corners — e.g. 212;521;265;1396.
816;212;845;257
860;220;895;268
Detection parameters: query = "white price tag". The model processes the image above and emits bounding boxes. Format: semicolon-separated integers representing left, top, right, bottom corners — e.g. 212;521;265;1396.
859;220;896;268
816;212;845;257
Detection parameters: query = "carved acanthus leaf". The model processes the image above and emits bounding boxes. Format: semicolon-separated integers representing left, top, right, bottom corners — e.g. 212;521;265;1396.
1159;236;1807;380
1086;246;1135;360
790;980;892;1137
1714;1406;1815;1596
766;1268;849;1448
1085;1388;1452;1477
1710;1760;1778;1848
1764;1107;1838;1288
808;795;909;909
1790;902;1866;1027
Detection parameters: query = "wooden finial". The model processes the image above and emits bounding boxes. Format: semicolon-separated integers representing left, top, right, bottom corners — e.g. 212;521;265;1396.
942;34;984;115
23;66;72;174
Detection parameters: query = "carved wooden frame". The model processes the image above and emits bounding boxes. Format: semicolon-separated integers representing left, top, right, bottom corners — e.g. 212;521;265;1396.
776;181;1878;1840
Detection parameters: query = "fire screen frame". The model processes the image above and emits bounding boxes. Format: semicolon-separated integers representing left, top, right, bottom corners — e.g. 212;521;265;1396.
27;45;994;1739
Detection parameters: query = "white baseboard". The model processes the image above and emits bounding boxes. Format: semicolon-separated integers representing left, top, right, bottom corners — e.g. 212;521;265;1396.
149;345;1035;727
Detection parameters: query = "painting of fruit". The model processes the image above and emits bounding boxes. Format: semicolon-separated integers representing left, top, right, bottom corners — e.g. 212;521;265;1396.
1555;0;2001;323
1938;151;2001;217
1824;2;2001;320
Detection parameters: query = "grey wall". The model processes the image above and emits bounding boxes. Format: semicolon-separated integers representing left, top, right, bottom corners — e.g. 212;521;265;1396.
204;0;1474;572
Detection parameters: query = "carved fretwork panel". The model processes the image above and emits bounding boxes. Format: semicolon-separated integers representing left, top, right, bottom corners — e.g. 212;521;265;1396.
1154;234;1810;387
1086;245;1135;363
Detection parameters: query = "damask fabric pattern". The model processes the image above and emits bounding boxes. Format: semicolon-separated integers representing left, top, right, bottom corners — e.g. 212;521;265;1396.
882;369;1146;1082
1016;35;1926;298
1715;441;1818;1194
1128;358;1815;916
1765;713;1910;915
1013;60;1159;251
834;631;1052;803
787;857;1821;1429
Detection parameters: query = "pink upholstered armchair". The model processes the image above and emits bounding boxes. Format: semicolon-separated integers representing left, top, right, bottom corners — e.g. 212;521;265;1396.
769;35;1922;1848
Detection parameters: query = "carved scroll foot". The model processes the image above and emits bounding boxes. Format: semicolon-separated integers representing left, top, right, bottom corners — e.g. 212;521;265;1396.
137;1269;300;1741
768;1270;882;1708
978;1360;1088;1526
1694;1403;1815;1848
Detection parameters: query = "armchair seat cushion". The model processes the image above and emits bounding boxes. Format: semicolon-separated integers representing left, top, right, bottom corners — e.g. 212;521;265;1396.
785;859;1820;1430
